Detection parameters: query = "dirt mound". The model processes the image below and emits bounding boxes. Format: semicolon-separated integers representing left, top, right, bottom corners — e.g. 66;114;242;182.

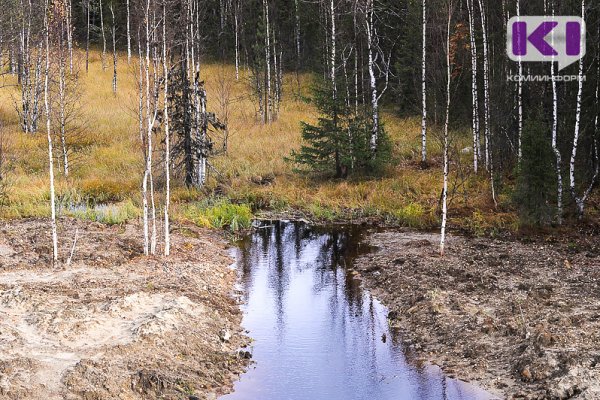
0;218;250;399
355;230;600;399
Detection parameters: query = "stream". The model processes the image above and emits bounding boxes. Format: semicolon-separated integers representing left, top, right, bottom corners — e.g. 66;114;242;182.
220;220;498;400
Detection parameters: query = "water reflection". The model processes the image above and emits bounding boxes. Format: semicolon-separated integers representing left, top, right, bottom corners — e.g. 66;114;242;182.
221;221;497;400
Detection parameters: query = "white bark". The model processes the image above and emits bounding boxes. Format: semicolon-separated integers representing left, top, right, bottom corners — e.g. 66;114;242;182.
145;0;157;255
100;0;106;70
569;0;586;218
110;4;117;93
86;0;89;72
234;5;239;80
263;0;272;122
67;0;73;73
550;0;563;223
330;0;337;99
366;0;378;153
295;0;301;65
516;0;523;163
476;0;490;170
126;0;131;63
467;0;480;172
163;4;170;256
420;0;427;163
44;0;58;264
440;4;452;257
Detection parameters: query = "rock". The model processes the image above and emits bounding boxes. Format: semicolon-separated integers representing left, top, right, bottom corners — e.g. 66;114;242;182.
521;367;532;381
219;329;232;342
238;350;252;359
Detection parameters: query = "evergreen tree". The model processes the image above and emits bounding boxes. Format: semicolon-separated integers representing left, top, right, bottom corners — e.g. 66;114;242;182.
290;82;391;178
513;117;557;226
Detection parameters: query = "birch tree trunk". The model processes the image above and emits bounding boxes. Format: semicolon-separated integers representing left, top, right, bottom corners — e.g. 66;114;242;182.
263;0;272;123
569;0;586;218
516;0;523;163
330;0;337;99
44;0;58;264
366;0;379;154
163;3;170;256
476;0;490;170
66;0;73;73
467;0;480;172
100;0;106;70
550;0;563;223
146;0;157;254
85;0;90;72
440;3;452;256
294;0;301;71
234;3;239;80
126;0;131;63
420;0;427;163
110;4;117;93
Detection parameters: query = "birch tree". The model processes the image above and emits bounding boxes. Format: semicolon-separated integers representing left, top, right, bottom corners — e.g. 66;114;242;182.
43;0;58;263
109;2;117;93
476;0;490;170
420;0;427;163
516;0;523;163
126;0;131;62
467;0;479;172
550;0;562;223
100;0;106;70
365;0;378;153
163;2;170;256
440;1;452;256
569;0;585;218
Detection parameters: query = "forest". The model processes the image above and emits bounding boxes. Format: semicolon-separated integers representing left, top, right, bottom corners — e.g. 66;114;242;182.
0;0;598;399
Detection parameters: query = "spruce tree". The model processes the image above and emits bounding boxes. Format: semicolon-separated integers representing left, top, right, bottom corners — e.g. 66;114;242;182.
290;81;391;178
513;117;557;226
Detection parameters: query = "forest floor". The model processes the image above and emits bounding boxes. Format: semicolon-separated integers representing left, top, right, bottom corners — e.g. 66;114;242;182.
353;227;600;400
0;217;250;400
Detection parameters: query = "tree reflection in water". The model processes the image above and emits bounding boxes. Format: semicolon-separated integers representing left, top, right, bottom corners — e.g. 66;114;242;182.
223;220;498;400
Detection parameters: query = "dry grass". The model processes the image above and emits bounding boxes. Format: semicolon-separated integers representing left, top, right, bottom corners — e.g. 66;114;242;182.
5;49;589;232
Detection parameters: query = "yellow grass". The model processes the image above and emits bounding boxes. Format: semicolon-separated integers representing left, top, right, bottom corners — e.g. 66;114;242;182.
0;49;520;231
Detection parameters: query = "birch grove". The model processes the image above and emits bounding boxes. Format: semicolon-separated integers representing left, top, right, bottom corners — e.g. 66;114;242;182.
0;0;599;262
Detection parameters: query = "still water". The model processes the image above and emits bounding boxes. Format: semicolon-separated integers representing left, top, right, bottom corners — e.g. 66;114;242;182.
221;220;497;400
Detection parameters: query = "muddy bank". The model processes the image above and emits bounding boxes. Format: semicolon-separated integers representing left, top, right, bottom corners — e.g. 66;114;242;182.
354;230;600;400
0;218;250;400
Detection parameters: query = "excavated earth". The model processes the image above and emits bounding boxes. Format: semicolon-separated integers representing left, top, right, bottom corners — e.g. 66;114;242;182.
354;229;600;400
0;218;250;400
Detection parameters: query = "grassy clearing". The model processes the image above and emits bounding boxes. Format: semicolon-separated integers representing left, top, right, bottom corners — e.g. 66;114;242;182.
1;50;596;233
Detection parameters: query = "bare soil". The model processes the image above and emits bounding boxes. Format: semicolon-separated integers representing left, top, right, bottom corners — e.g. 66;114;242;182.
354;229;600;400
0;218;250;400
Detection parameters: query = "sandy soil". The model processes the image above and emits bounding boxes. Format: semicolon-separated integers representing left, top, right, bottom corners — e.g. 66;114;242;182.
354;229;600;400
0;218;250;400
